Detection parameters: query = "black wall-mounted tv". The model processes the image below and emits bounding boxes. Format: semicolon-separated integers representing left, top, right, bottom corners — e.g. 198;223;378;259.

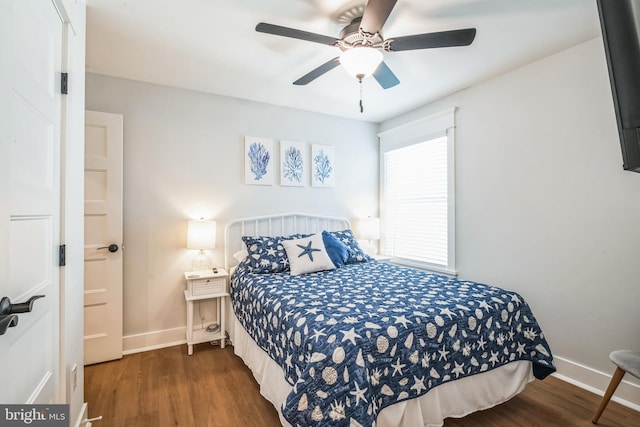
597;0;640;173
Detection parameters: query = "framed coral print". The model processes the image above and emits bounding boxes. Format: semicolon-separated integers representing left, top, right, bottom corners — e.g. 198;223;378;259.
280;140;306;186
245;137;274;185
311;144;335;188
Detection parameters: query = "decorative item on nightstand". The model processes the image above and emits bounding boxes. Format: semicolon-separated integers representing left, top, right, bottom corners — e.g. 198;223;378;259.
356;216;380;255
187;218;216;272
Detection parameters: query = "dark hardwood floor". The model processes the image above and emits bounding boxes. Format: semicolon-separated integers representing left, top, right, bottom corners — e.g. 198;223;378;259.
85;344;639;426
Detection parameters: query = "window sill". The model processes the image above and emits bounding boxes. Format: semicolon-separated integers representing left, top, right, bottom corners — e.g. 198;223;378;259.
387;258;458;277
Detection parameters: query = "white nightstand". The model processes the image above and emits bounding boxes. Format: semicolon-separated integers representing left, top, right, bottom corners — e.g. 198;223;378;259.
184;269;229;355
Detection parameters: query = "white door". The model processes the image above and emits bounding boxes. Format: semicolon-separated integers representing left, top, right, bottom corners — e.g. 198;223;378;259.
83;111;124;365
0;0;63;403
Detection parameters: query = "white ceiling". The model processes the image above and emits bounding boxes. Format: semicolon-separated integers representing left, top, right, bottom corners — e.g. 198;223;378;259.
85;0;601;123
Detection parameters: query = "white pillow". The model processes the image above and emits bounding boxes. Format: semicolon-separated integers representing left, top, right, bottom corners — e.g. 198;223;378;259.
282;234;336;276
233;249;248;262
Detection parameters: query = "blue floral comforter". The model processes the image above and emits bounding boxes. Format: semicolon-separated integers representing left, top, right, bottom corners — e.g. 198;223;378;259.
230;261;555;427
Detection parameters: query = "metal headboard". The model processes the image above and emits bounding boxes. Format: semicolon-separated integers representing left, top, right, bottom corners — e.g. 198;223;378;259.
224;212;350;271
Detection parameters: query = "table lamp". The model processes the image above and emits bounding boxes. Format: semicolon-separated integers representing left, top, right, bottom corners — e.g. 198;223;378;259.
357;217;380;255
187;219;216;271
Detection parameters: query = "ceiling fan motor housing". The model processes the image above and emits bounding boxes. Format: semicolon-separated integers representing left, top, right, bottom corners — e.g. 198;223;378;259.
339;18;383;51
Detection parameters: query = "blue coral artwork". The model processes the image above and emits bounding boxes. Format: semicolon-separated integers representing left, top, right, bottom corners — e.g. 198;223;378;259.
280;140;307;187
244;137;274;185
311;144;335;187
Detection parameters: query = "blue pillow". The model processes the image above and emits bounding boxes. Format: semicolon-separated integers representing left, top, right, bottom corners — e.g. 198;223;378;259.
322;231;349;268
242;234;309;273
329;229;372;264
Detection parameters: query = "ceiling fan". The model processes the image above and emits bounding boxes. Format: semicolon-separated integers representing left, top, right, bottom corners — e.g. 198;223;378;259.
256;0;477;90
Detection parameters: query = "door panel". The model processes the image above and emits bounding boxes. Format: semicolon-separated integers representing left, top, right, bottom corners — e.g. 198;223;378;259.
84;110;124;365
9;217;53;297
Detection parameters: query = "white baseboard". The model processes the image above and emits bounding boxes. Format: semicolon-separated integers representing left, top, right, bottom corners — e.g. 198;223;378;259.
123;326;186;355
553;355;640;411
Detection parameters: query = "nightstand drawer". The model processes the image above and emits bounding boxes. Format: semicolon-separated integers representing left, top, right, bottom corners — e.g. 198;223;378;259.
189;277;226;296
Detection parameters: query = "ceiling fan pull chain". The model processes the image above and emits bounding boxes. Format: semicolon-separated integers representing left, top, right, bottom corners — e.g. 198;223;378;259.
359;76;364;113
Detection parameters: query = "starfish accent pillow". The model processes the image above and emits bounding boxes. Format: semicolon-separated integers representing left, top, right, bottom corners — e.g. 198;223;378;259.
282;234;336;276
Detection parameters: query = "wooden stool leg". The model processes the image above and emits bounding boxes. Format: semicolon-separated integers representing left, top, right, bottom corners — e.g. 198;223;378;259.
592;367;626;424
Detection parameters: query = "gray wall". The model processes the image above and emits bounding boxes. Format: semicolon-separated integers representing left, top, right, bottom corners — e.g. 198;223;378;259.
86;73;379;344
382;38;640;392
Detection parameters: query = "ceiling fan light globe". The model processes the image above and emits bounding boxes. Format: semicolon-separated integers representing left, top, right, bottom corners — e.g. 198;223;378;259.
339;47;383;79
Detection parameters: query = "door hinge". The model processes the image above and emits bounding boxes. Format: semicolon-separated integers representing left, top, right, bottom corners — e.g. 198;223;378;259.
59;244;66;266
61;72;68;95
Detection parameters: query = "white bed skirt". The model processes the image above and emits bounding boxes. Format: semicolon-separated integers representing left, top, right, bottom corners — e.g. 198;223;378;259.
228;310;534;427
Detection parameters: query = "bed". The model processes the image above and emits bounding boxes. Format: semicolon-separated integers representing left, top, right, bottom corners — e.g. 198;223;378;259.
224;213;555;427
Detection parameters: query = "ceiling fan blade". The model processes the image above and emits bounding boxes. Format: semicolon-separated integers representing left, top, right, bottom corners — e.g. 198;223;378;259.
373;61;400;89
360;0;397;35
293;57;341;85
256;22;339;46
388;28;476;51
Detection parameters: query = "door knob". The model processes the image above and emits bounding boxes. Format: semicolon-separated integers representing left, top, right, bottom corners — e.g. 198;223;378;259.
0;314;19;335
0;295;45;315
97;244;119;253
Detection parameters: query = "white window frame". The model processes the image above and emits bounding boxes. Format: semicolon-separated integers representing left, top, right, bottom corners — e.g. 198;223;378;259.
379;107;457;275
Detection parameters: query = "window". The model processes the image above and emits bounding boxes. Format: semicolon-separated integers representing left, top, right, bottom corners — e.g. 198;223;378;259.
380;108;456;274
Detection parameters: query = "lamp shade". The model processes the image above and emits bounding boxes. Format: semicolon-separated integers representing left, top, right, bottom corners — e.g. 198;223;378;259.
357;217;380;240
339;47;383;78
187;220;216;250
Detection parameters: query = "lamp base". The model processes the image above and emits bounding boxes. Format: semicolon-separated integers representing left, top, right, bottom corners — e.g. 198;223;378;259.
358;239;378;256
192;250;212;271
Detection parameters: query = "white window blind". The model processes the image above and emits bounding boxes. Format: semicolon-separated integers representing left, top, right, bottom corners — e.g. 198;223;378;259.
383;136;449;267
379;108;456;274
